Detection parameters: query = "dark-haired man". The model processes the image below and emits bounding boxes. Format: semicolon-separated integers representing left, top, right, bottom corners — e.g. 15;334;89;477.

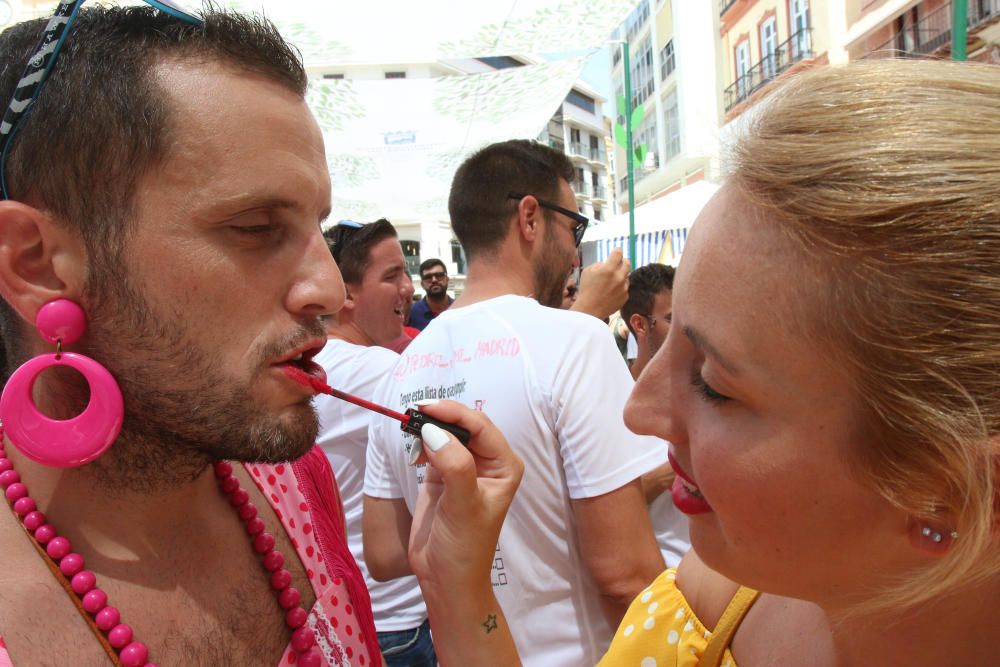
407;258;452;331
621;263;675;380
0;5;378;665
364;139;666;667
315;220;435;665
619;263;690;569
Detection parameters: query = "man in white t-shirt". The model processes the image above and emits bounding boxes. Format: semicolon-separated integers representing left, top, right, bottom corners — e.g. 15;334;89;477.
363;140;667;667
314;219;436;665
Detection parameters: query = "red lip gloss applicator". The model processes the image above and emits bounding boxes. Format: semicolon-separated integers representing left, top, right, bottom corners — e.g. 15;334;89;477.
287;367;471;446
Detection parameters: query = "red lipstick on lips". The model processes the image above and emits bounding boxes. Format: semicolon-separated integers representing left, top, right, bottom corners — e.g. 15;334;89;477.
282;365;470;446
668;451;713;515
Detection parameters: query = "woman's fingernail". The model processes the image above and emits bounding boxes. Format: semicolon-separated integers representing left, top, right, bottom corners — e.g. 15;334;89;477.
415;399;439;407
408;438;423;466
421;423;451;452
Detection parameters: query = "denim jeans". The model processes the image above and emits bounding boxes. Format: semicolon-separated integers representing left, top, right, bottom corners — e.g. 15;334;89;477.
377;618;437;667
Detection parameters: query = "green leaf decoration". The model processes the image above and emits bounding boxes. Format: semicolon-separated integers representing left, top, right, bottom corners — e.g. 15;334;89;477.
630;104;645;131
614;123;628;150
634;144;647;169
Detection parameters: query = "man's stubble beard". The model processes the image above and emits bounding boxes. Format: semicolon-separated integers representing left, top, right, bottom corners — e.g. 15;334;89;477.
532;222;575;309
79;271;322;493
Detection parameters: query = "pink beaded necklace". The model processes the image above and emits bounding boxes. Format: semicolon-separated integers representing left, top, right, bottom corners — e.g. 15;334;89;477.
0;429;324;667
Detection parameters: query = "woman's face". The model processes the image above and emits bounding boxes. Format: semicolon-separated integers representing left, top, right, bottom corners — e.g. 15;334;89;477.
624;185;921;607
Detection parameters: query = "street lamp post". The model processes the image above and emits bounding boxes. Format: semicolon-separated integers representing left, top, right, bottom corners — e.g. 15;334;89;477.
622;41;636;264
952;0;967;61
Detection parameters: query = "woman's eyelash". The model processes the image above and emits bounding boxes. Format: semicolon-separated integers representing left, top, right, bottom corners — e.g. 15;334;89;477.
690;369;731;405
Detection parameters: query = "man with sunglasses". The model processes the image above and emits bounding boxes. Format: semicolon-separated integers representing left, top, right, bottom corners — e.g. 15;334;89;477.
364;139;666;667
408;259;453;332
0;5;380;665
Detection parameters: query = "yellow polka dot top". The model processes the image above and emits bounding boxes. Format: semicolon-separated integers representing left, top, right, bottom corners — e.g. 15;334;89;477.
597;569;759;667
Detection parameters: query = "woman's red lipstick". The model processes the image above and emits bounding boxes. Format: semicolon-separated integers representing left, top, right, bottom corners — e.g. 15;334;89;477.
668;451;713;515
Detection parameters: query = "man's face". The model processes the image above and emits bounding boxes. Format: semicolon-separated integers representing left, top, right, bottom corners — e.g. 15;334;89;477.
533;179;581;308
348;236;415;345
644;288;673;357
420;264;448;296
83;61;343;465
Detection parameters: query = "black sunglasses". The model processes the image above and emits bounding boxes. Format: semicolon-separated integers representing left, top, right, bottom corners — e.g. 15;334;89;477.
328;219;365;264
0;0;203;200
508;193;589;247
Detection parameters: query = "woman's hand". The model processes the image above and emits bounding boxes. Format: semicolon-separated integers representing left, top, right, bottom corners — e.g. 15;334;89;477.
407;400;523;588
407;400;524;666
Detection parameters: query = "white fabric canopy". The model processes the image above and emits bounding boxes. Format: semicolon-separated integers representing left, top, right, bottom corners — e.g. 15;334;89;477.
309;58;589;222
221;0;635;66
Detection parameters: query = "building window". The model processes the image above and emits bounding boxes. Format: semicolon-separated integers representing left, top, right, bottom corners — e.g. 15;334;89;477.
401;240;421;276
628;36;654;110
385;71;406;79
663;90;680;161
451;240;467;275
760;16;777;80
660;40;675;80
566;89;596;114
734;40;751;100
476;56;524;69
625;0;650;42
634;114;657;179
594;208;603;222
789;0;811;59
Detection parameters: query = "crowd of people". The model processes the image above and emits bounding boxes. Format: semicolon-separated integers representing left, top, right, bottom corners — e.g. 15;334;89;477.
0;4;997;667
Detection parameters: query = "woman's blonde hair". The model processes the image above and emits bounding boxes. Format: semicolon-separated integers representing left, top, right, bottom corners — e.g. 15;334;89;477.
729;59;1000;614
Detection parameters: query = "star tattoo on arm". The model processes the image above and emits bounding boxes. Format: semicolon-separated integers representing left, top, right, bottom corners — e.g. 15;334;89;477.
482;613;498;634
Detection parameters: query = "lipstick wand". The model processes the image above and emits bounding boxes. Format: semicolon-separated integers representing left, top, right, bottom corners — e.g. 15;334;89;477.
304;374;471;446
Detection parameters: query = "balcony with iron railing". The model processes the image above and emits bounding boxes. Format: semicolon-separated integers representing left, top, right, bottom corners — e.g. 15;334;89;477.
720;0;739;16
568;141;607;163
592;185;608;201
574;182;594;198
724;27;813;112
866;0;1000;58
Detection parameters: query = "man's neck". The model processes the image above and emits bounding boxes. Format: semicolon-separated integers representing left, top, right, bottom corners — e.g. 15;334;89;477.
425;292;450;310
4;435;218;546
452;258;535;309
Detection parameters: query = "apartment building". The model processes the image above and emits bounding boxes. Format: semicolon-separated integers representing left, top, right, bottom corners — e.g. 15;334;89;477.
609;0;722;213
464;57;614;226
845;0;1000;61
719;0;849;120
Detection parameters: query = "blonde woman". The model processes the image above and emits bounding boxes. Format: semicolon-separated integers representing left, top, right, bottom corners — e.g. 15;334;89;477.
405;58;1000;666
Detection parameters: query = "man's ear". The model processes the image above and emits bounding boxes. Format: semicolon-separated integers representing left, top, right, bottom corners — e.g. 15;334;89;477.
629;313;649;340
340;283;358;314
0;201;86;326
514;196;542;244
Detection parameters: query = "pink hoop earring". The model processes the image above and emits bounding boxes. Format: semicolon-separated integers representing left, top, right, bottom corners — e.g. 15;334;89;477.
0;299;123;467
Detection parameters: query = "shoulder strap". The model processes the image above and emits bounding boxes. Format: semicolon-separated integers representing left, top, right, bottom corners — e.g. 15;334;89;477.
701;587;761;667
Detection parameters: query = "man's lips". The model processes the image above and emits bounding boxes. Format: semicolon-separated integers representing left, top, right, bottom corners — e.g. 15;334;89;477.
281;362;327;392
668;451;713;515
274;339;328;390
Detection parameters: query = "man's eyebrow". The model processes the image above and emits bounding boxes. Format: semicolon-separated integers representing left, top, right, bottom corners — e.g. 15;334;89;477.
683;324;741;376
